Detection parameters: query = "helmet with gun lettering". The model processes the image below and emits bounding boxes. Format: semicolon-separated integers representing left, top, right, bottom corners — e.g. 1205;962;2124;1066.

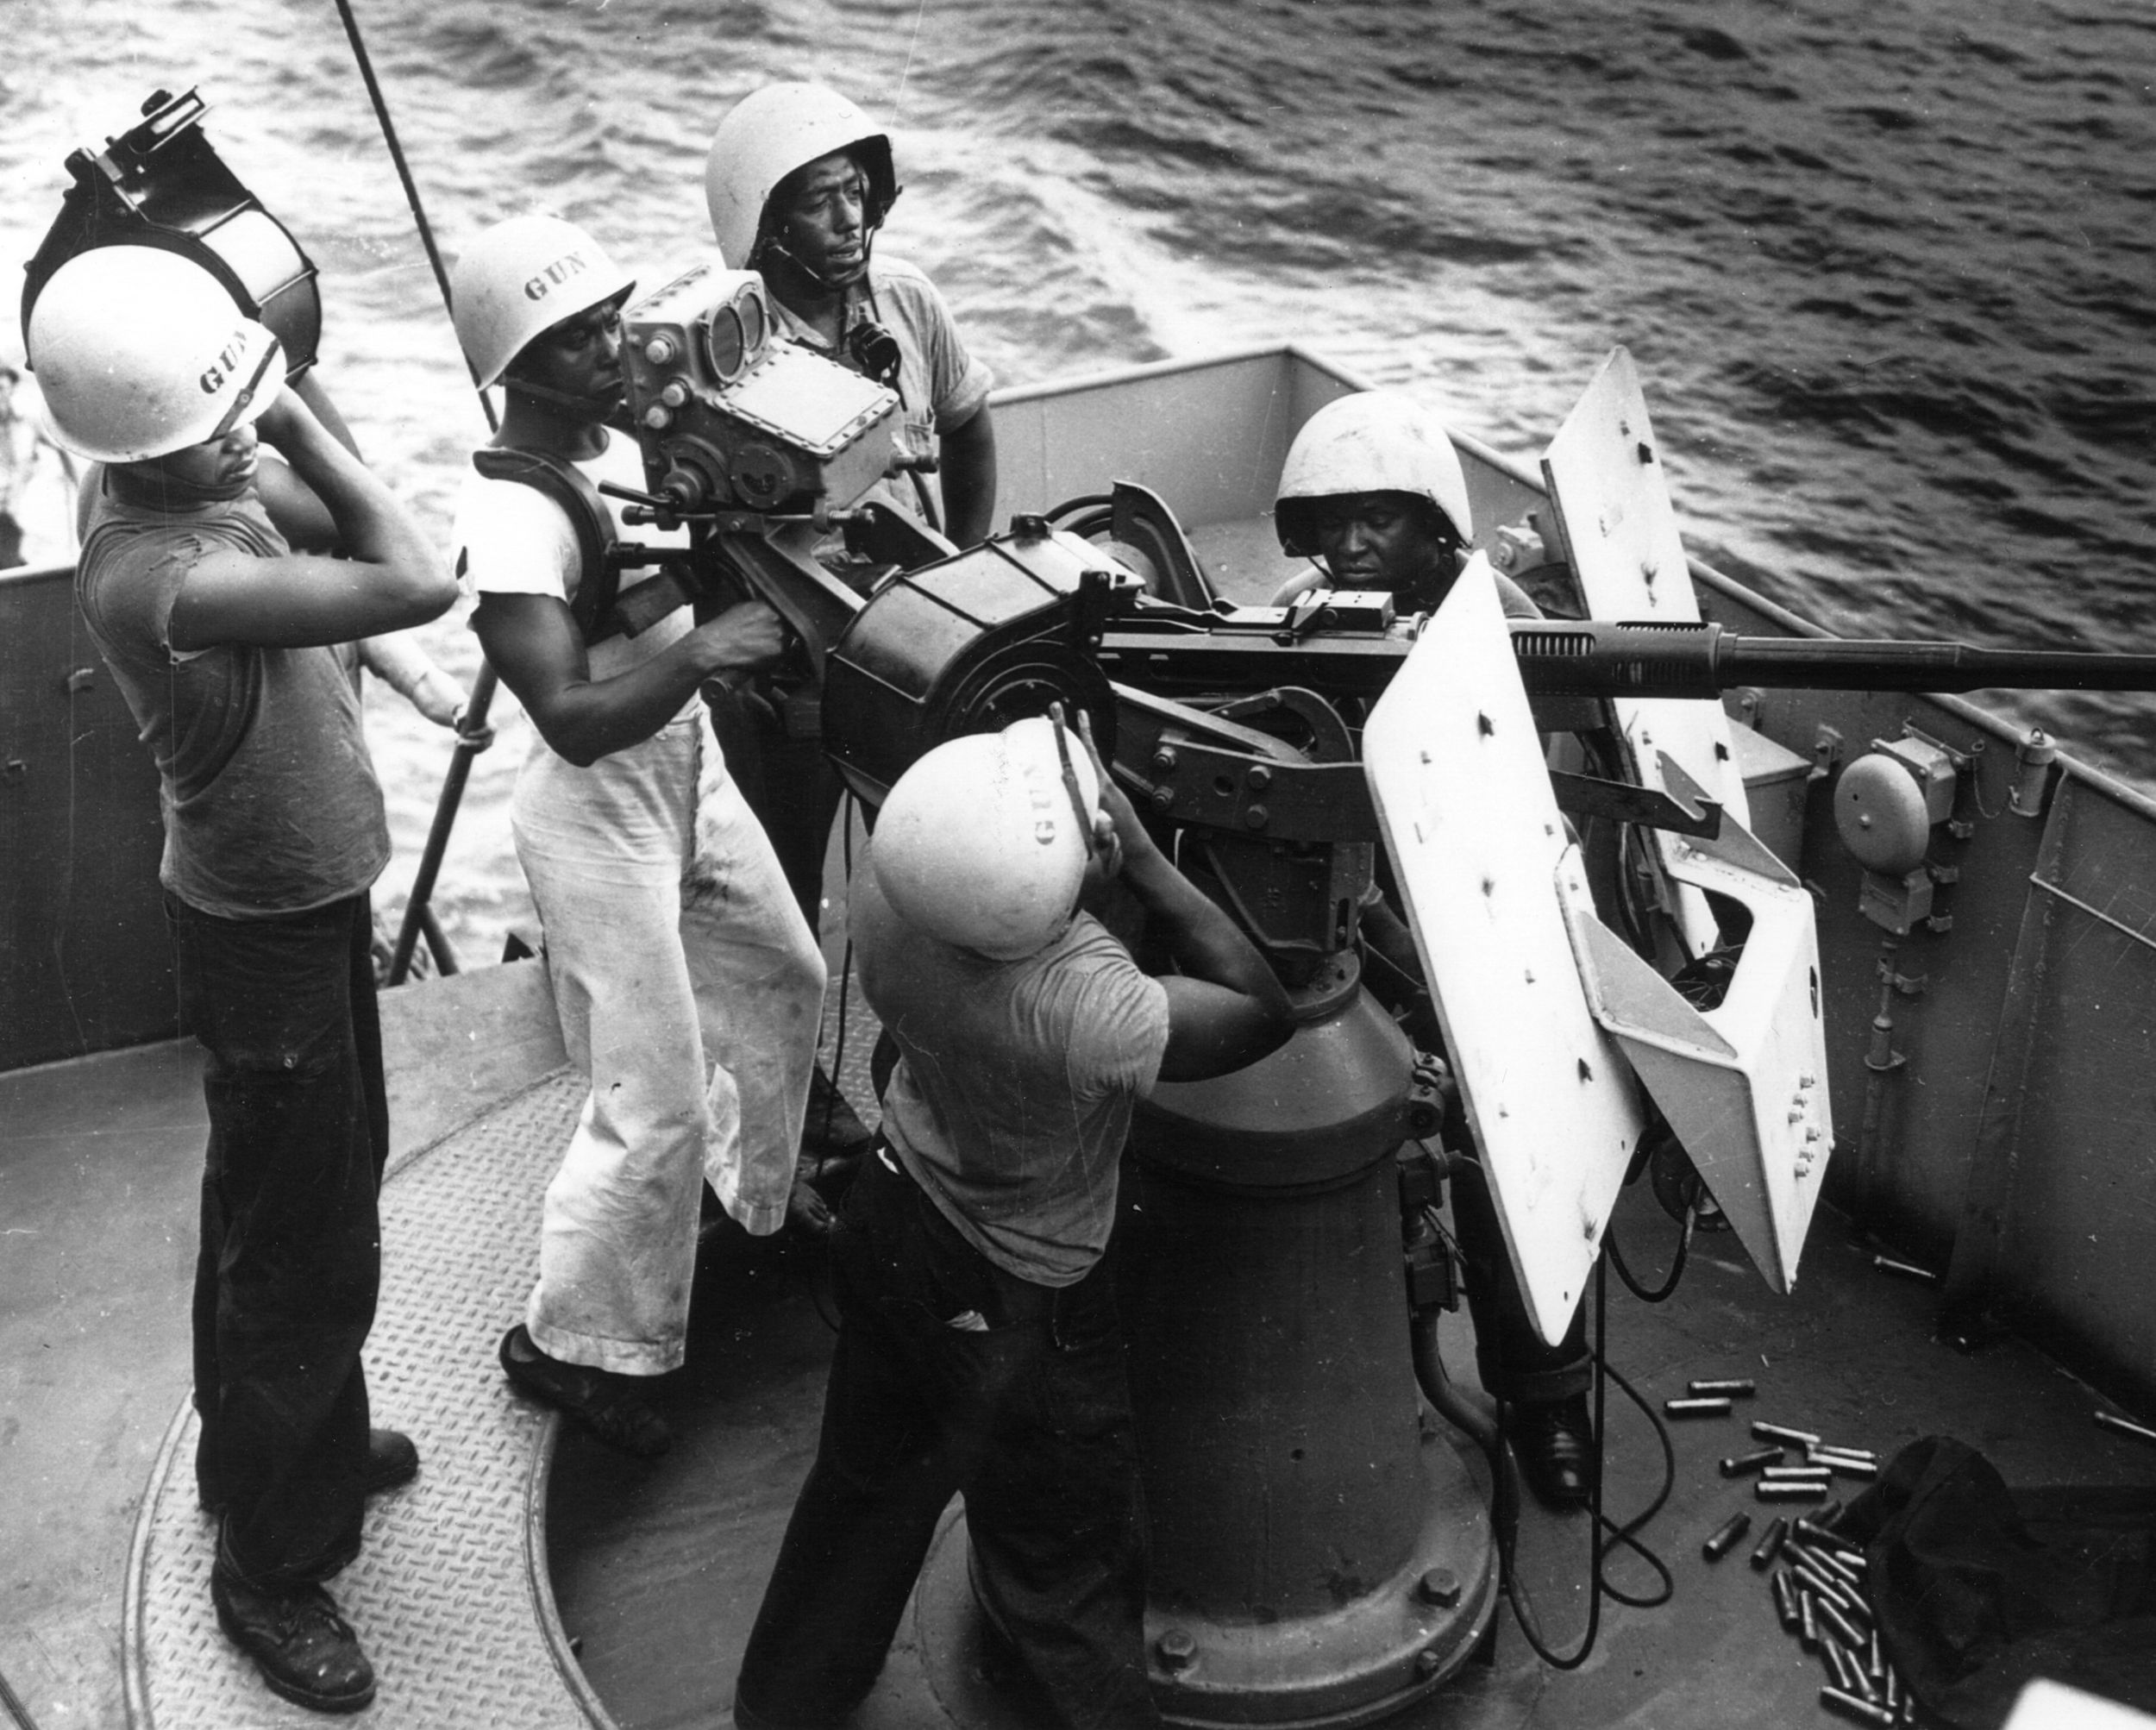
26;245;281;463
448;213;636;391
870;716;1102;961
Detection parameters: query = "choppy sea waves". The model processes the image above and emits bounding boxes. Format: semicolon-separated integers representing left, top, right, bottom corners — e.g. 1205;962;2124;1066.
3;0;2150;960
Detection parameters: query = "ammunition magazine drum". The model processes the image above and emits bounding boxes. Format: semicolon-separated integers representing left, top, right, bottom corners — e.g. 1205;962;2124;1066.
823;528;1126;805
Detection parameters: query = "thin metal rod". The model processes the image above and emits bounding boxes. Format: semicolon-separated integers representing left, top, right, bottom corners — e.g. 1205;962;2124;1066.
333;0;507;985
387;705;494;985
2028;873;2156;957
331;0;495;436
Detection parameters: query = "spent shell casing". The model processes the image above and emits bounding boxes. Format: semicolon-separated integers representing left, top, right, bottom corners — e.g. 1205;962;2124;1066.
1758;1479;1827;1501
1820;1547;1865;1586
1772;1567;1802;1631
1821;1638;1858;1693
1868;1627;1886;1681
1702;1511;1751;1561
1818;1454;1882;1480
1811;1443;1881;1463
1821;1684;1897;1727
1871;1255;1939;1283
1750;1515;1789;1570
1753;1420;1823;1447
1800;1588;1821;1649
2093;1408;2156;1447
1791;1516;1840;1547
1817;1596;1869;1652
1665;1395;1733;1417
1792;1557;1853;1610
1883;1665;1901;1709
1689;1378;1758;1398
1762;1464;1834;1481
1720;1445;1784;1476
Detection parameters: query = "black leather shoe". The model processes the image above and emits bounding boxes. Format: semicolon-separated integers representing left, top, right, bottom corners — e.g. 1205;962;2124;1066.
1510;1396;1595;1510
200;1428;417;1515
362;1427;419;1496
212;1568;375;1713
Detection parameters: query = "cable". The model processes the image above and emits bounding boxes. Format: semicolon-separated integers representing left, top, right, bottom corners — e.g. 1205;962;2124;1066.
1604;1203;1697;1304
1496;1250;1677;1669
1436;1154;1678;1668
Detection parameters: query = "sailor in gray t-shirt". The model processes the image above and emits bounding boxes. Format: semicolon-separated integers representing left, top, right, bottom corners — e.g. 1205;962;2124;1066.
736;713;1292;1730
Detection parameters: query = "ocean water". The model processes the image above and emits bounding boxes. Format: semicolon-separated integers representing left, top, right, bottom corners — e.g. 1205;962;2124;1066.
3;0;2151;965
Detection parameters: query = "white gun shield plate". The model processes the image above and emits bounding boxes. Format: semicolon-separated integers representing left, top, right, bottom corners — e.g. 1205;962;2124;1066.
1542;348;1749;957
1364;555;1647;1345
1557;759;1833;1293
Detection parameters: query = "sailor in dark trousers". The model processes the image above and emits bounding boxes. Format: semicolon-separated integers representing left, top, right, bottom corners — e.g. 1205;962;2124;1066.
38;245;455;1711
734;712;1294;1729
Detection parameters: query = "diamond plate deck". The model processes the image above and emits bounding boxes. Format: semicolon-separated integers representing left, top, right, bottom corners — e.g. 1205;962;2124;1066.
122;1069;608;1730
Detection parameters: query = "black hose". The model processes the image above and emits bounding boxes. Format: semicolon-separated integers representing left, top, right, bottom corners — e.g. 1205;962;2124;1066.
1409;1307;1499;1455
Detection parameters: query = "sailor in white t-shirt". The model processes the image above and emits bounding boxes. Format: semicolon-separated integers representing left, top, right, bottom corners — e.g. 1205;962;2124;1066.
448;214;825;1458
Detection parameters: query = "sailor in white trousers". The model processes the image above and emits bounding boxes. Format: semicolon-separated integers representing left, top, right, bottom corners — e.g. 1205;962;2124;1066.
449;214;825;1455
513;712;823;1374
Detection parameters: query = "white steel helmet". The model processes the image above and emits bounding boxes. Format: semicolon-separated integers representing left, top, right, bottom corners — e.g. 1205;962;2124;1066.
27;246;283;464
448;214;636;389
1273;391;1475;559
704;83;899;273
870;716;1103;961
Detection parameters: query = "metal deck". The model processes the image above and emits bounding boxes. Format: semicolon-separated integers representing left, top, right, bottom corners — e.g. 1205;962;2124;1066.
122;1069;600;1728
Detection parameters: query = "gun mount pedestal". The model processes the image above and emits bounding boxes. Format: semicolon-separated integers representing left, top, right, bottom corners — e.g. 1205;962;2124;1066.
912;962;1495;1727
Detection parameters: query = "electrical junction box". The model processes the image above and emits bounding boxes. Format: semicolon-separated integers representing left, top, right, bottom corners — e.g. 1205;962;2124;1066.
1727;717;1812;873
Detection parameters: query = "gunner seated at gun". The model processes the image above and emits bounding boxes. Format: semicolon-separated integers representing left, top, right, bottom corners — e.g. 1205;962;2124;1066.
1271;391;1596;1511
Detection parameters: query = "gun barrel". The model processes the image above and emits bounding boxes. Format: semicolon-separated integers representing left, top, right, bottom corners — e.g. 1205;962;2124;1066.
1509;621;2156;698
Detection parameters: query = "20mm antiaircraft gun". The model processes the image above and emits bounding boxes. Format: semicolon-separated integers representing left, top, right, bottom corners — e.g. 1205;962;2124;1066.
617;321;2156;1722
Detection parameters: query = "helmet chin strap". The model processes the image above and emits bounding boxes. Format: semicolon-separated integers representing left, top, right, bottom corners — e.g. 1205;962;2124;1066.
499;373;629;432
751;183;897;295
753;229;876;296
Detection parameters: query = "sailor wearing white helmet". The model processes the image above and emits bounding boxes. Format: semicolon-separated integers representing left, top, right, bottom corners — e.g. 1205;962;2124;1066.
734;711;1294;1730
447;214;828;1458
705;81;998;546
1270;387;1540;619
703;83;999;1163
1272;391;1595;1509
43;242;454;1712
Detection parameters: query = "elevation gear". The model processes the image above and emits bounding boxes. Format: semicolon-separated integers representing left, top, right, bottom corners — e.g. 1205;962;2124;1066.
869;716;1100;961
1273;390;1476;559
448;214;635;392
26;245;282;463
703;84;900;276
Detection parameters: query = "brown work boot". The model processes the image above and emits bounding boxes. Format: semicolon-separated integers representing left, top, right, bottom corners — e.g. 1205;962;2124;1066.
212;1566;375;1713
